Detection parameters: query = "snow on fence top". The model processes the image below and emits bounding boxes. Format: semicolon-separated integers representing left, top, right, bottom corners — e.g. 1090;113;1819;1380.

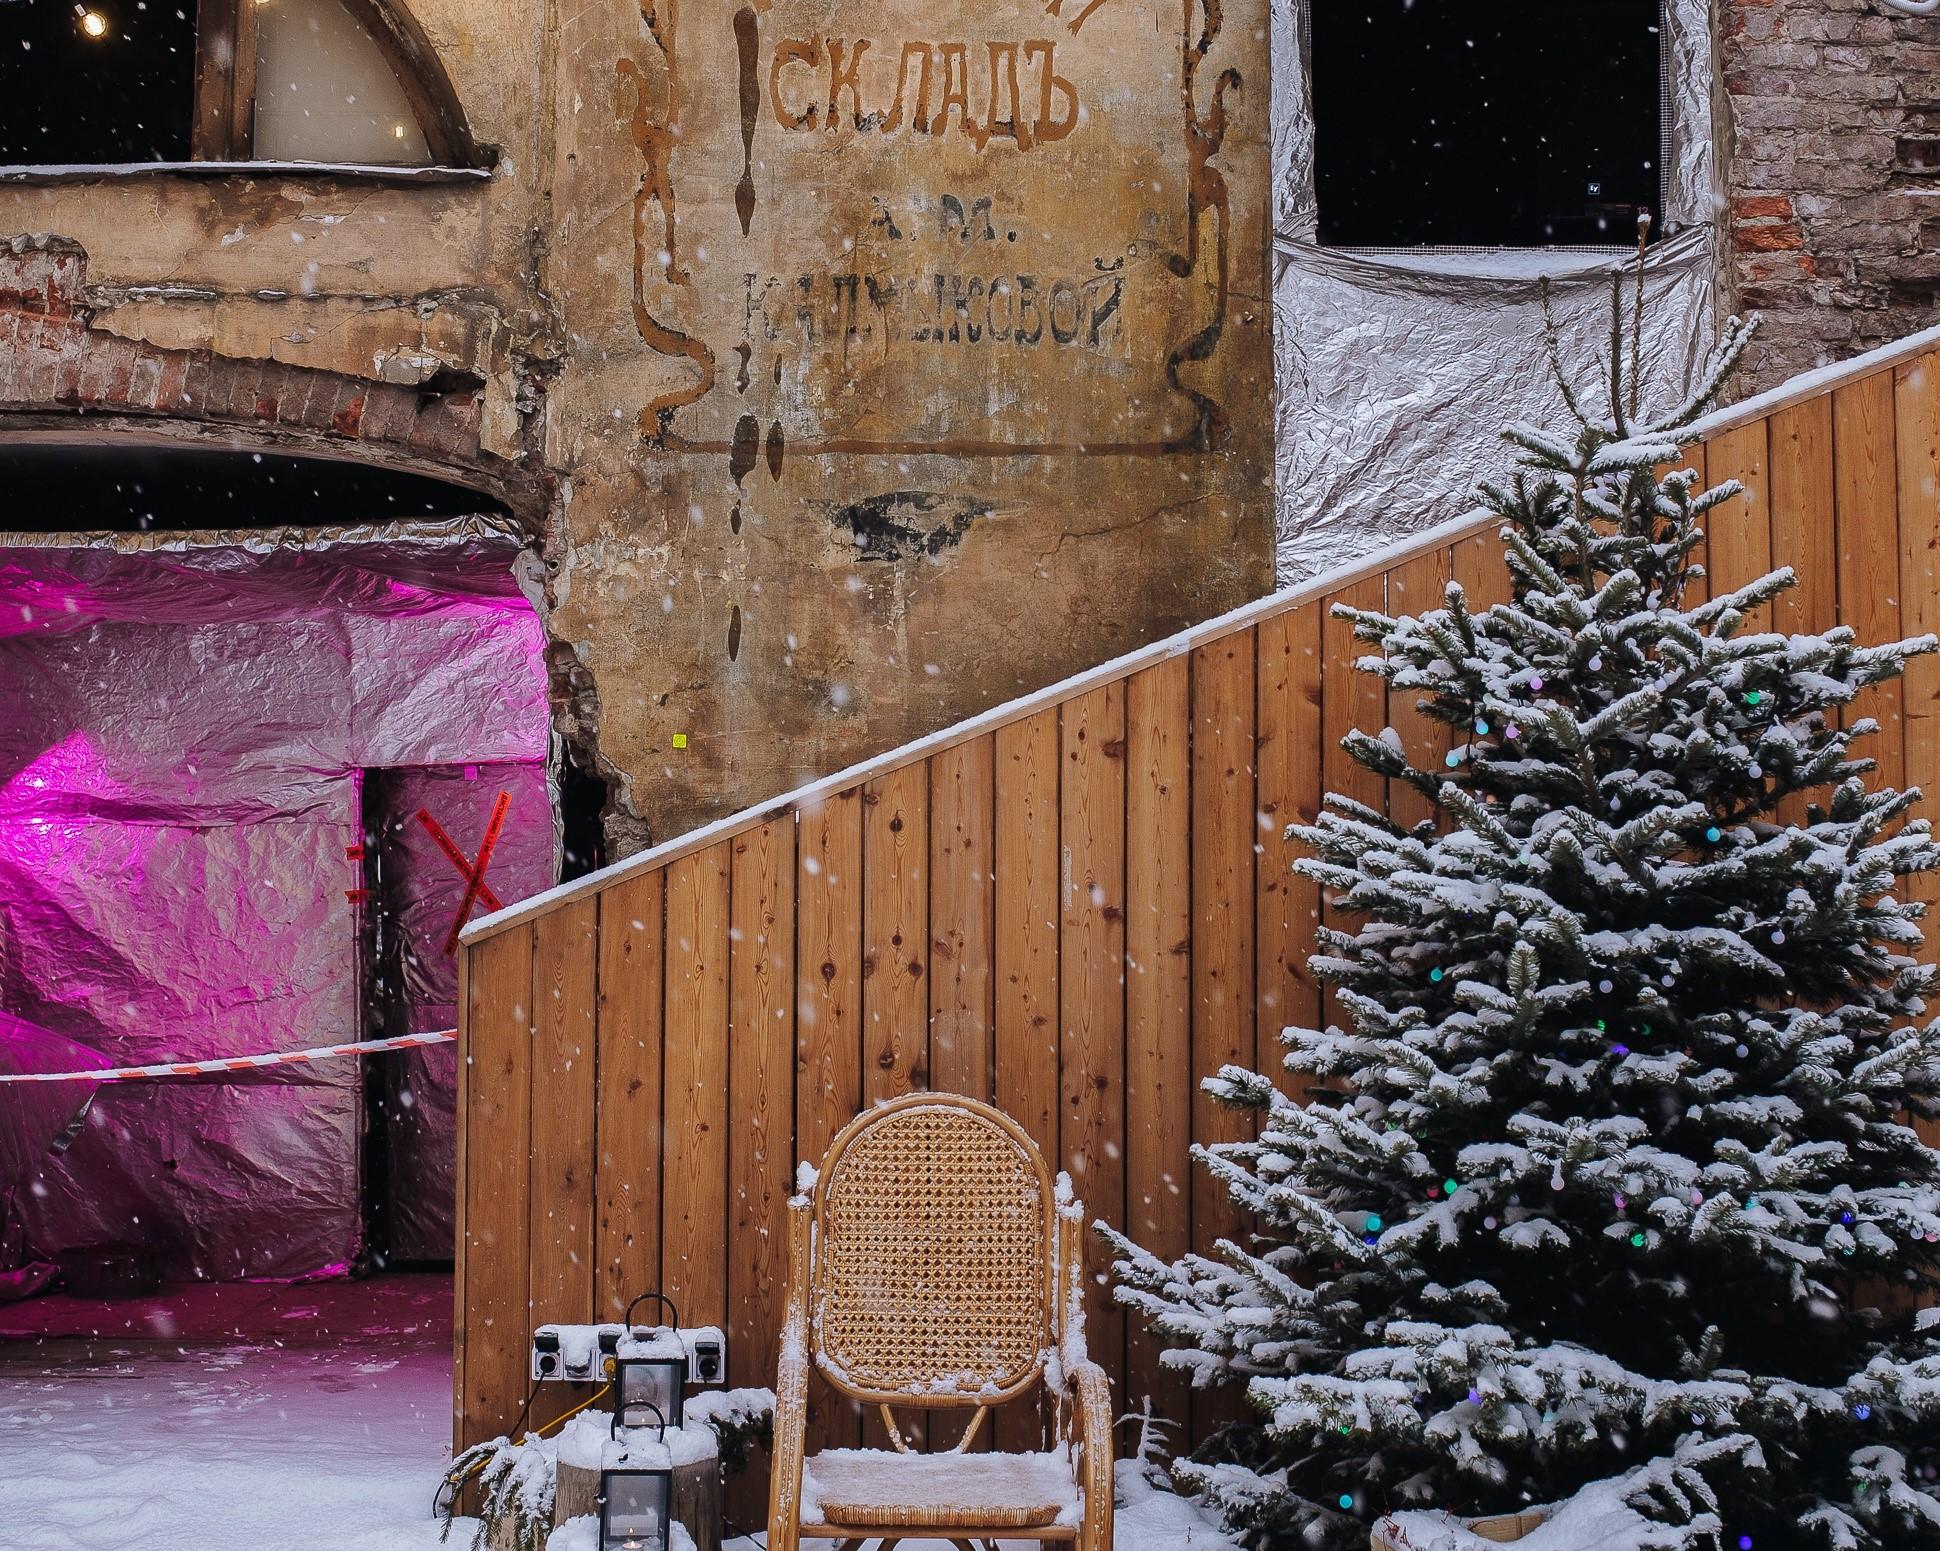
461;319;1940;949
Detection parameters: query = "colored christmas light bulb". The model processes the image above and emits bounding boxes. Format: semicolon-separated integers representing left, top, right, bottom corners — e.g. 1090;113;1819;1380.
1443;1178;1459;1195
1631;1231;1647;1247
1338;1494;1354;1509
1429;967;1444;983
1588;655;1603;671
1475;718;1489;734
1446;751;1461;768
1529;676;1544;692
1855;1404;1871;1420
1746;689;1763;706
1705;826;1722;843
1504;723;1520;739
1367;1214;1383;1231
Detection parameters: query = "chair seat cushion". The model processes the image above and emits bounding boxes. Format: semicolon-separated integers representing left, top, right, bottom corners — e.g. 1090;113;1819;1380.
802;1447;1082;1529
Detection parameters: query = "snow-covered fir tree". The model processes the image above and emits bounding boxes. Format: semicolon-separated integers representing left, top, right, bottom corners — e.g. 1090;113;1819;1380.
1106;279;1940;1550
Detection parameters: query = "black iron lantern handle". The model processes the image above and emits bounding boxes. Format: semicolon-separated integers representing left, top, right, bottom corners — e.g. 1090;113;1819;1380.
623;1291;681;1334
611;1399;669;1443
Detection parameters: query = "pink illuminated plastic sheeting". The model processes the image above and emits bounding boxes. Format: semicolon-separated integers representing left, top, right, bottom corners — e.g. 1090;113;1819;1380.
0;521;555;1284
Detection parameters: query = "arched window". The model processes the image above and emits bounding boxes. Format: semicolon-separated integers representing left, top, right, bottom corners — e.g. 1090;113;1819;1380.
0;0;480;169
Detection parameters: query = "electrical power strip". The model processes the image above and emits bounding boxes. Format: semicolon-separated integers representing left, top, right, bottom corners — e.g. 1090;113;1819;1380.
529;1321;727;1385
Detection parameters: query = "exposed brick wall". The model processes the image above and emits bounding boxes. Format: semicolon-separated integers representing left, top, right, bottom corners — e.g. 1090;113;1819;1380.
1724;0;1940;386
0;233;487;469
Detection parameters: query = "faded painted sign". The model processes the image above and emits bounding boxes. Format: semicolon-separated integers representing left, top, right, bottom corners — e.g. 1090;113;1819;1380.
623;0;1252;460
558;0;1274;837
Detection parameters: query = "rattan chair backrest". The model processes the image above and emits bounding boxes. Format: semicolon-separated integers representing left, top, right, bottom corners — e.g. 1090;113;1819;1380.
808;1093;1057;1405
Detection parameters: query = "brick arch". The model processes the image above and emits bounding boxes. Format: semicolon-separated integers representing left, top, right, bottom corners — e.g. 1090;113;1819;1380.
0;235;535;514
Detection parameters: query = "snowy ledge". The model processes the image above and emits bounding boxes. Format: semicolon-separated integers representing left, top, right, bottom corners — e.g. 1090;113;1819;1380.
0;161;493;185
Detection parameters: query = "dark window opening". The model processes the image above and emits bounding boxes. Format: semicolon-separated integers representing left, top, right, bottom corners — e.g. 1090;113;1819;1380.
0;0;477;168
1312;0;1664;249
558;744;609;883
0;442;504;533
0;0;200;164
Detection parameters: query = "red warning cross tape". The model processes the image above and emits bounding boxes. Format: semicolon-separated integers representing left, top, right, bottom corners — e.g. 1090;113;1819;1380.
418;790;512;955
0;1030;458;1085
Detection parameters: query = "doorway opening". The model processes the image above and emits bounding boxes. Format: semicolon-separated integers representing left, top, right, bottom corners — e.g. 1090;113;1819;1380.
0;440;559;1334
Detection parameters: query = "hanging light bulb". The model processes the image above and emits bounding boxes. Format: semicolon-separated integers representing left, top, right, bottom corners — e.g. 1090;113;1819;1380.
77;7;110;38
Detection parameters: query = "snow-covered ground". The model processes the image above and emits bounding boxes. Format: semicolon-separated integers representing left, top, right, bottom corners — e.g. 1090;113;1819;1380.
0;1338;1238;1551
0;1340;462;1550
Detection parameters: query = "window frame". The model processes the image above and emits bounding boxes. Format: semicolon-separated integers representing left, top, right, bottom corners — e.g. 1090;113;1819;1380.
82;0;486;170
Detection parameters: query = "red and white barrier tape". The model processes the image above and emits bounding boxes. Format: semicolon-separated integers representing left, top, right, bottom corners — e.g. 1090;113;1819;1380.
0;1030;457;1085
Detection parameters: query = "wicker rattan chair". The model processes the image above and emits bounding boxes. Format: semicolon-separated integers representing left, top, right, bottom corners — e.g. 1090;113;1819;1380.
767;1092;1113;1551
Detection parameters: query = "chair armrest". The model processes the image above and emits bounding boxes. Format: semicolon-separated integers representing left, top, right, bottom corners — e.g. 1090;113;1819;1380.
1068;1359;1114;1551
767;1198;814;1551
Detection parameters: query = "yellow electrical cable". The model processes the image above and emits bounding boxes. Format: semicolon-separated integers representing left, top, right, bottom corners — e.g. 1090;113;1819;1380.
441;1383;615;1493
536;1381;614;1436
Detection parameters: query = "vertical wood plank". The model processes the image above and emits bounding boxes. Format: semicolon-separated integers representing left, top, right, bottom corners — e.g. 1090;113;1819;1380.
1255;607;1324;1082
1323;579;1387;817
1706;419;1774;630
995;707;1063;1159
1835;372;1903;798
993;705;1061;1451
795;792;864;1452
1321;579;1386;1048
1682;442;1712;607
453;940;470;1447
596;873;664;1322
1896;354;1940;955
663;846;731;1331
1770;398;1837;643
1384;549;1451;832
1190;634;1256;1255
529;898;599;1429
457;926;534;1449
926;740;996;1454
930;738;996;1102
1769;398;1836;825
1059;682;1128;1392
729;819;795;1515
862;764;931;1101
1124;657;1192;1431
1451;528;1513;615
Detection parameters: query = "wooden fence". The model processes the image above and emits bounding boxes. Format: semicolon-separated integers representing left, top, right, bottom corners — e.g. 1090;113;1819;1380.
454;325;1940;1466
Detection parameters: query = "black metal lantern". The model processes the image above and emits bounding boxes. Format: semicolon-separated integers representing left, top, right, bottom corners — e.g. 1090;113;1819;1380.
617;1291;688;1428
600;1405;673;1551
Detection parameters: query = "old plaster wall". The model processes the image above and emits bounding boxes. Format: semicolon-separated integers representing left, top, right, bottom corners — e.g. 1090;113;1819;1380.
1;0;1276;852
544;0;1275;840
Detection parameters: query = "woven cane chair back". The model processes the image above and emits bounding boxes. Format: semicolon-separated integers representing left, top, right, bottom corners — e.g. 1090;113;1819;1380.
809;1094;1057;1405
